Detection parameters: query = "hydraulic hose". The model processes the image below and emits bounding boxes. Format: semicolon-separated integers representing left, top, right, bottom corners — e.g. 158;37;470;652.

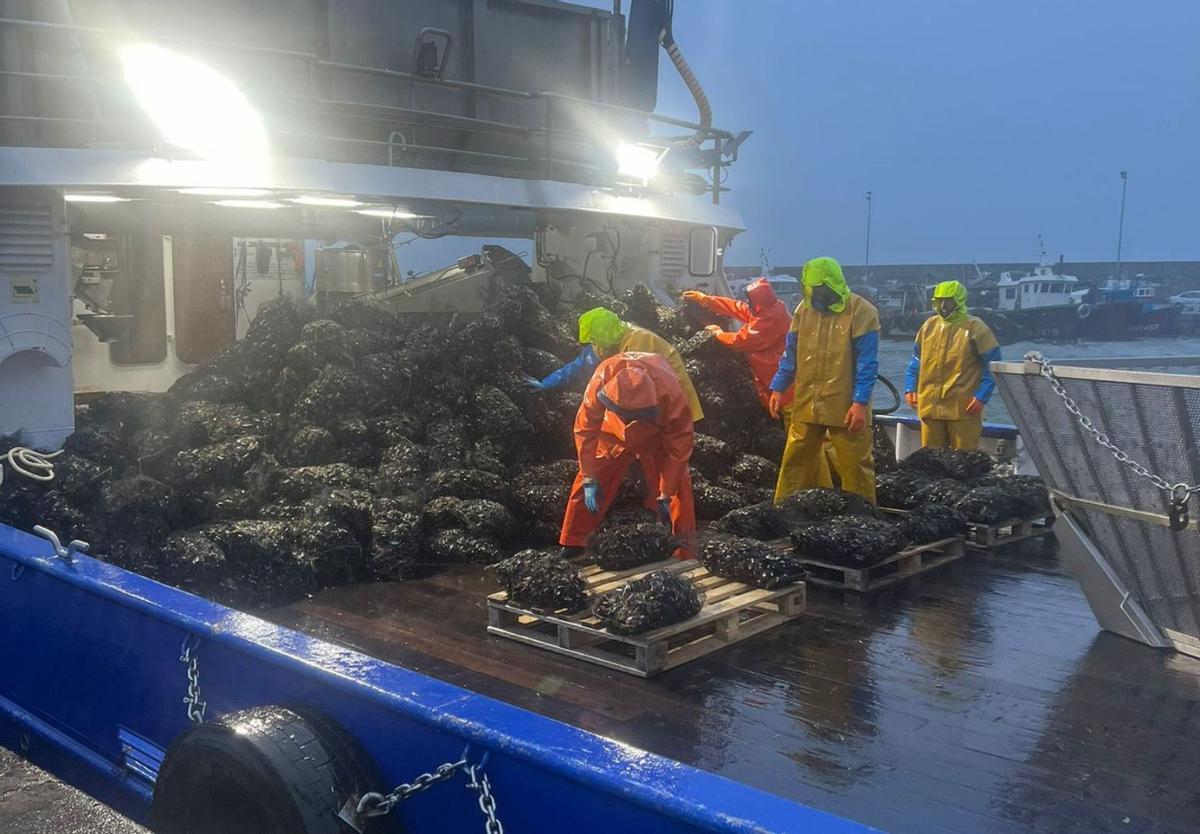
659;5;711;147
874;374;901;415
0;447;62;489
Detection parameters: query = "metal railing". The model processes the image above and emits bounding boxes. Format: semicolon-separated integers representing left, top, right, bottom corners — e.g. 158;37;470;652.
0;15;738;202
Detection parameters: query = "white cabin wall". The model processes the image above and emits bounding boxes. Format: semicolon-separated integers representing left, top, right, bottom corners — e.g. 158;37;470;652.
0;193;74;449
531;217;725;304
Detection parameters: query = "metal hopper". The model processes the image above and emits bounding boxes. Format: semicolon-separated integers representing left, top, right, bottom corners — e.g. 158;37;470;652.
993;354;1200;655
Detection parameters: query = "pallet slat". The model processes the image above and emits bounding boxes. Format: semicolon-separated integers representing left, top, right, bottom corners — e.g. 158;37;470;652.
880;507;1054;550
787;536;968;593
487;557;806;677
965;515;1055;549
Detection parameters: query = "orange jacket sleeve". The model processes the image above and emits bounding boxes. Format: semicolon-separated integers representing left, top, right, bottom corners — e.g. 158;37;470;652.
573;372;607;481
712;321;761;350
693;293;752;323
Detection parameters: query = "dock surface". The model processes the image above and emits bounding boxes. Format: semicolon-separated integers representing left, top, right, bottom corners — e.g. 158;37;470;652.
0;747;146;833
269;541;1200;834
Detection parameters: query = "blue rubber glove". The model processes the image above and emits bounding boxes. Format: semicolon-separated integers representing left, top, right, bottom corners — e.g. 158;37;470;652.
583;480;601;513
524;375;548;390
657;496;672;528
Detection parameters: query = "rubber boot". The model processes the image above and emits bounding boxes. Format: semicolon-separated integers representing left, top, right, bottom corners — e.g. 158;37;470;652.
558;546;586;561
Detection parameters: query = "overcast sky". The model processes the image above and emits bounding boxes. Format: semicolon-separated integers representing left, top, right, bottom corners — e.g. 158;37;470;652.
653;1;1200;266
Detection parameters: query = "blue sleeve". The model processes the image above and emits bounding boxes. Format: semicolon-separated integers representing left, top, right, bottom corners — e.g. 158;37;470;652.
974;345;1002;402
540;345;598;389
852;330;879;404
769;331;798;392
904;341;921;394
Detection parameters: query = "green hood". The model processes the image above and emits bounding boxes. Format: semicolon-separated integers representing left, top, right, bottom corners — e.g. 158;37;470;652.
578;307;628;348
932;280;969;323
801;256;850;313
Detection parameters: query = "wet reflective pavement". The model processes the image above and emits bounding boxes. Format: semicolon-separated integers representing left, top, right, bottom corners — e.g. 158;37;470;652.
270;539;1200;834
0;747;146;833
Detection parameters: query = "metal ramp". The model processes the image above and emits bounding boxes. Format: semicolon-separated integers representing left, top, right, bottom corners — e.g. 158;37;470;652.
993;356;1200;654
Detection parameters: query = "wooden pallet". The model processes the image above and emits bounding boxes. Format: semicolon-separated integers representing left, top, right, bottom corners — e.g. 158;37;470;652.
486;558;806;677
789;536;967;593
964;515;1054;549
879;507;1055;550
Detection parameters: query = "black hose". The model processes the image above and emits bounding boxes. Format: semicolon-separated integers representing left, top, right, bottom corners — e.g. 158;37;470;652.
658;2;711;148
874;374;901;415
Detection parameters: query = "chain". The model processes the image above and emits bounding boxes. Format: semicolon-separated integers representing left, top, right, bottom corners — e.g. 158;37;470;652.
178;639;207;724
353;755;505;834
466;764;504;834
1027;352;1200;528
356;758;468;818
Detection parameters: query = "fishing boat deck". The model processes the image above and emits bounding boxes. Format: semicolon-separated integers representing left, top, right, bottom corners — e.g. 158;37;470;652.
268;541;1200;834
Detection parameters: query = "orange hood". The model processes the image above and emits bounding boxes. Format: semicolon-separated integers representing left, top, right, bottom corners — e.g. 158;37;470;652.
746;278;778;314
597;366;660;422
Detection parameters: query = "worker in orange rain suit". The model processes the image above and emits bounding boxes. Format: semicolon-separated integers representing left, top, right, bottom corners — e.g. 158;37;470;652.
527;307;704;422
904;280;1002;450
767;256;881;504
559;351;696;559
680;277;795;415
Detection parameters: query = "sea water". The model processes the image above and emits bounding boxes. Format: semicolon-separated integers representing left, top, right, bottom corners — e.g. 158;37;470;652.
873;335;1200;424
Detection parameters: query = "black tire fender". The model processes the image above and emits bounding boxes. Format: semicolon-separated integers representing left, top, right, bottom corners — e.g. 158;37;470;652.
152;706;380;834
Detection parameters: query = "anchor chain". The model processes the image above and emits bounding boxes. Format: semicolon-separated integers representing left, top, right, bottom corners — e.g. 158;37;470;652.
465;763;503;834
1027;351;1200;530
352;752;504;834
356;759;468;817
179;638;207;724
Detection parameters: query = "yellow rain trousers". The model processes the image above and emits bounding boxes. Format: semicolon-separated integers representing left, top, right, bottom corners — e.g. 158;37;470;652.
776;421;874;501
921;417;982;451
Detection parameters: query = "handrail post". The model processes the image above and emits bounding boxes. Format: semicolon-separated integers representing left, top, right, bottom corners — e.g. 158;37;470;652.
307;57;318;159
544;96;553;180
711;136;721;205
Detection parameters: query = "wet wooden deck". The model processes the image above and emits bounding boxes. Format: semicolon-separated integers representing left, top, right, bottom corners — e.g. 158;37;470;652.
268;541;1200;834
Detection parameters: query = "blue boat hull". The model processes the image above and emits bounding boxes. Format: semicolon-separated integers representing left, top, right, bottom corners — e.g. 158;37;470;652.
0;522;876;833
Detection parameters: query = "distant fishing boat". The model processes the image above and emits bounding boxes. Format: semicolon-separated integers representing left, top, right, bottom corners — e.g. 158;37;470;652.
976;264;1179;340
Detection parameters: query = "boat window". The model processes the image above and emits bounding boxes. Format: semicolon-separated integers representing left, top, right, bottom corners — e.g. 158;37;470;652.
687;226;718;277
1004;288;1016;300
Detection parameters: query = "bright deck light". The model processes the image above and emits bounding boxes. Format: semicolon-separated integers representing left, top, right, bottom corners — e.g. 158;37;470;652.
615;143;664;181
64;194;130;203
178;187;270;197
121;44;267;165
356;207;422;219
293;195;362;208
212;199;284;209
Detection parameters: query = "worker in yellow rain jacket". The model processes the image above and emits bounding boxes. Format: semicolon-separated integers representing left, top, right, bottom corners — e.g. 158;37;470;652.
904;280;1002;450
528;307;704;422
767;257;880;503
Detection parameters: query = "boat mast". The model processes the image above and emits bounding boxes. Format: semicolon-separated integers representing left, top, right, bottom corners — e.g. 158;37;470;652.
1115;170;1128;280
863;190;873;283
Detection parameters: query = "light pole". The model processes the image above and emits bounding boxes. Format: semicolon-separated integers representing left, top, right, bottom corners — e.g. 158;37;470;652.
1115;171;1128;280
864;190;872;282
